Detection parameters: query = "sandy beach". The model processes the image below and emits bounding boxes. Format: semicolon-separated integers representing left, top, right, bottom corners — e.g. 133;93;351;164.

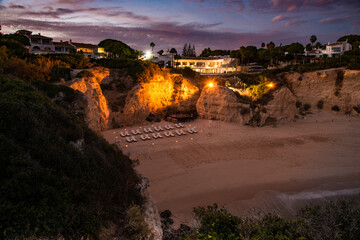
102;112;360;226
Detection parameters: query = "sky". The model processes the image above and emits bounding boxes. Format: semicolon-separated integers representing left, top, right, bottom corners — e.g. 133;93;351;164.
0;0;359;53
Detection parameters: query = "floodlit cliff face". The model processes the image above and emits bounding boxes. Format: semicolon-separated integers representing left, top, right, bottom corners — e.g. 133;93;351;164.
67;67;111;132
282;68;360;115
122;74;199;126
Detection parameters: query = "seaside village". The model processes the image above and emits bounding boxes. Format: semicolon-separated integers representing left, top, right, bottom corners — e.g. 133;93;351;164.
16;29;353;75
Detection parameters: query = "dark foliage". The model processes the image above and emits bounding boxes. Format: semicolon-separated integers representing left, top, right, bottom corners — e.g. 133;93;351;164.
0;77;143;239
75;70;95;78
303;103;311;111
317;100;324;109
332;105;340;112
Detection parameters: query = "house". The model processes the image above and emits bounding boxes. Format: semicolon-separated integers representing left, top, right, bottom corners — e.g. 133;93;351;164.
69;41;105;59
53;41;75;54
174;56;237;75
17;30;55;54
305;40;352;58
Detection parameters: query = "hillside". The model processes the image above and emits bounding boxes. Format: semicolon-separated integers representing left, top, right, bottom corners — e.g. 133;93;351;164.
0;76;146;239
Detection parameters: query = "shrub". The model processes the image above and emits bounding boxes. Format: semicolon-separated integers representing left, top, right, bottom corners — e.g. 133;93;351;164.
317;100;324;109
124;205;150;240
75;69;95;78
332;105;340;112
296;101;302;108
303;103;311;111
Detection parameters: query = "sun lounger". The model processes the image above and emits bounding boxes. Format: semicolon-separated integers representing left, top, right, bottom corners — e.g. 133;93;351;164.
126;137;133;143
143;128;149;133
158;126;164;131
131;130;137;135
164;125;170;130
168;124;174;129
179;123;185;128
147;128;153;132
175;130;182;136
131;136;137;142
125;131;130;136
145;134;151;140
154;126;160;132
180;129;186;135
157;133;163;138
164;131;170;137
175;123;180;128
120;131;126;137
191;128;198;133
169;131;175;137
187;128;193;134
136;129;142;134
152;133;158;139
140;135;147;141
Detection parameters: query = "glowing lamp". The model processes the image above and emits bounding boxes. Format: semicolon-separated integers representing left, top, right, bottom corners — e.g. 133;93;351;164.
145;50;152;59
267;82;274;88
208;82;214;88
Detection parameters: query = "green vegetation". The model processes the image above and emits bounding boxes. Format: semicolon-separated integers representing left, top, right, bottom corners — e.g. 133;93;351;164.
0;76;145;239
99;39;138;59
161;200;360;240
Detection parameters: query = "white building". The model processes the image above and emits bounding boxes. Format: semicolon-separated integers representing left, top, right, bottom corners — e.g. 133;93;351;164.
16;30;55;54
174;56;237;75
304;40;352;58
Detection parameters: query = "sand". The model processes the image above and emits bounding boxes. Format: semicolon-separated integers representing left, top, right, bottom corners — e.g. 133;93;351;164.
102;112;360;226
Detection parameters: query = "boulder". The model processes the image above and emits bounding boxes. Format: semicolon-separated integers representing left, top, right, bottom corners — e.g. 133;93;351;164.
196;85;250;123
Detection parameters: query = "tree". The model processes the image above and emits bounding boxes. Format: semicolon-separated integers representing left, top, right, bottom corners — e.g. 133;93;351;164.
150;42;155;53
310;35;317;46
182;43;188;57
266;42;275;51
170;48;177;67
305;43;312;51
98;39;135;59
337;35;360;46
200;47;211;57
261;42;265;48
157;49;164;56
315;42;323;49
287;42;304;59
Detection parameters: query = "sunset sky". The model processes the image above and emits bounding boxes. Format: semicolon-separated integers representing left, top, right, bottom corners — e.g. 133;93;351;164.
1;0;359;52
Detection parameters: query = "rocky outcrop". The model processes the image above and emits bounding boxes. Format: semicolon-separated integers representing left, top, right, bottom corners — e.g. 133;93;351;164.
258;87;297;126
282;68;360;115
122;75;199;126
196;86;251;124
67;68;111;132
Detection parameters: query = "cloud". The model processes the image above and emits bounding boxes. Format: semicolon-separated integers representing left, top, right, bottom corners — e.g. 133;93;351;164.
186;0;245;11
318;17;349;24
272;14;298;22
284;20;307;27
9;3;25;9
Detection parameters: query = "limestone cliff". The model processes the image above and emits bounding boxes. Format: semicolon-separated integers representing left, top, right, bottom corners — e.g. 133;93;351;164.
196;85;250;124
67;67;111;132
122;75;200;126
282;68;360;115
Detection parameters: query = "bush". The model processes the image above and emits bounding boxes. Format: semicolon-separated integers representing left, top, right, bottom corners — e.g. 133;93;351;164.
332;105;340;112
303;103;311;111
0;77;144;239
317;100;324;109
75;69;95;78
296;101;302;108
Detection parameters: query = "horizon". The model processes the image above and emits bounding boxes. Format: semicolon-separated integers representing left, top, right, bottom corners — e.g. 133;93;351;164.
0;0;359;53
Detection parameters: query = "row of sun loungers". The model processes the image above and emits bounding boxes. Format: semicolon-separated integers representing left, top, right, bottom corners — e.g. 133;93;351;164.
120;124;187;137
125;128;198;143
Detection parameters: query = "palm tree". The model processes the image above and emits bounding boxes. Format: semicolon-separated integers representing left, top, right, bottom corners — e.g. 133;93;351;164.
315;42;322;49
157;49;164;56
310;35;317;47
170;48;177;67
261;42;265;48
150;42;155;53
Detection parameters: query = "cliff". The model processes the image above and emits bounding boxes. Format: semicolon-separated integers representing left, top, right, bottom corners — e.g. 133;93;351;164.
196;69;360;126
282;68;360;115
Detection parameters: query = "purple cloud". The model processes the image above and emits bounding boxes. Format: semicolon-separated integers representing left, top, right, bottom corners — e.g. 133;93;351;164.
318;17;350;24
272;15;299;22
187;0;244;11
284;20;307;27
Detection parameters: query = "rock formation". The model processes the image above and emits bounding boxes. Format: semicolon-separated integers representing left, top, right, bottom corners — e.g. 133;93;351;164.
67;67;111;132
196;85;250;123
122;75;199;126
282;68;360;115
